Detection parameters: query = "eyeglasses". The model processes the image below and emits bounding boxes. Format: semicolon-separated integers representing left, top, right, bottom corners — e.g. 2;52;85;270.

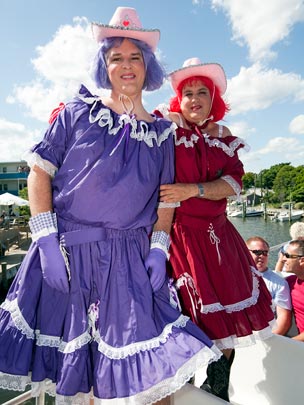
282;252;304;259
249;250;269;257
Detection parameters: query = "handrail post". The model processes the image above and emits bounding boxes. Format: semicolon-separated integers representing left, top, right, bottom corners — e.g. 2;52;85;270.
1;262;8;290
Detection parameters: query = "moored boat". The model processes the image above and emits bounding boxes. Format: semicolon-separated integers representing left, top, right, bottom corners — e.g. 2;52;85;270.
274;210;304;222
228;208;264;218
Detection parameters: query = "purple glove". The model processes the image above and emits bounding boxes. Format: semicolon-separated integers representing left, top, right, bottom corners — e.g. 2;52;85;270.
145;248;167;292
37;233;69;293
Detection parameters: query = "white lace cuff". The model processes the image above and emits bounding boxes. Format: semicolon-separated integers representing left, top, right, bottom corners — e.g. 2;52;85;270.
158;201;180;208
151;231;171;259
221;175;242;200
24;151;57;178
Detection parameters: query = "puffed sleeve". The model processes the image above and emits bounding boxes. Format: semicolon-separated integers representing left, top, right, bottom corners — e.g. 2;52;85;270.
159;122;176;185
221;136;248;196
28;98;88;175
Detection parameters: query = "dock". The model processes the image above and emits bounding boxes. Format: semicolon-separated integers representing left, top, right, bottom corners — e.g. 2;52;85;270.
0;228;31;298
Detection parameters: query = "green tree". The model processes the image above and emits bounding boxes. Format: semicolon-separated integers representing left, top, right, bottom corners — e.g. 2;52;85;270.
18;187;30;218
272;165;297;203
242;172;256;190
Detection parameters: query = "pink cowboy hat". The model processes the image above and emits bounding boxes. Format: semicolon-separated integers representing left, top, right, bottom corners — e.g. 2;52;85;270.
91;7;160;52
169;57;227;95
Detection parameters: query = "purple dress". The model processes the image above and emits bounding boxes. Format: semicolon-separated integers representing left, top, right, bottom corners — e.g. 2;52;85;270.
0;86;221;404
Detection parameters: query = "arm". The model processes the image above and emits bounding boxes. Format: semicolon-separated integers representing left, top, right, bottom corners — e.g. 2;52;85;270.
292;331;304;342
274;251;285;272
28;164;69;293
272;306;292;335
145;207;174;292
28;164;53;215
159;178;235;204
152;207;175;234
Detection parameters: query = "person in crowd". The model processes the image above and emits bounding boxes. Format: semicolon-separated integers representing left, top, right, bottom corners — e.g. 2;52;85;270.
0;8;221;405
275;221;304;275
282;239;304;341
155;57;275;402
246;236;292;335
0;211;9;229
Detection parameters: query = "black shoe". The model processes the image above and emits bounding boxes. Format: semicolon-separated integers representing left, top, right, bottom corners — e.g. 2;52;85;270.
200;351;235;402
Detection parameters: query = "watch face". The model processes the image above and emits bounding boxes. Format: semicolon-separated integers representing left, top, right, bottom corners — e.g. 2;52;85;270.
198;184;204;197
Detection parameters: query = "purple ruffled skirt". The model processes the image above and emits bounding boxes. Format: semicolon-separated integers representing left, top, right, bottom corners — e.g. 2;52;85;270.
0;224;221;404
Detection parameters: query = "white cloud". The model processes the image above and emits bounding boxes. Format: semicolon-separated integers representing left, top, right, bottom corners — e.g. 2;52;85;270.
226;120;256;141
211;0;304;62
8;17;99;122
0;118;41;161
241;136;304;172
289;114;304;134
226;63;304;115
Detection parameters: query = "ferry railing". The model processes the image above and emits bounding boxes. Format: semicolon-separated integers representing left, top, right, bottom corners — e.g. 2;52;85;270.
2;391;45;405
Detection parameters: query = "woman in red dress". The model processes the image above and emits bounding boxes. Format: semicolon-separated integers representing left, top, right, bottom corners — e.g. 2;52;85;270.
156;57;275;402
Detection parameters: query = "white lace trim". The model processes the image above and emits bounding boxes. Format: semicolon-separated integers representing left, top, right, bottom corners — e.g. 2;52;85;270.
175;267;261;314
158;201;180;208
175;133;200;148
0;298;35;339
154;103;170;119
93;314;189;359
221;174;242;197
203;135;248;157
213;321;275;350
24;151;57;177
0;346;221;404
78;96;175;148
1;298;192;359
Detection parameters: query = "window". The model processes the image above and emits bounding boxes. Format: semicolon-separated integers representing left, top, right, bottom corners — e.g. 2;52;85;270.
2;167;7;173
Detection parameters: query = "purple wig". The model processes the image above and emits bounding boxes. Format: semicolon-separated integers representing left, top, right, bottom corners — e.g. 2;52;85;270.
91;37;166;91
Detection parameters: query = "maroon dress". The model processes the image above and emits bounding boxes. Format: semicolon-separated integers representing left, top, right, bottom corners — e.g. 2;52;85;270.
168;124;274;350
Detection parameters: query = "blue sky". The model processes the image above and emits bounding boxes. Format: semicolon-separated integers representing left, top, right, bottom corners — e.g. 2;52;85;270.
1;0;304;173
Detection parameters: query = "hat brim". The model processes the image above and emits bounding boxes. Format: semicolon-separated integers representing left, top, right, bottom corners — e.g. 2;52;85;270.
170;63;227;95
91;23;160;52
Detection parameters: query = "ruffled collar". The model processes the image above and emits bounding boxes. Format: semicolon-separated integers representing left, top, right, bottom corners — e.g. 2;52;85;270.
76;85;176;148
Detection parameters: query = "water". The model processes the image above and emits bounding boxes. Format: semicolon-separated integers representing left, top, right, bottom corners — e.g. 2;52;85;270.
0;216;302;403
229;216;301;268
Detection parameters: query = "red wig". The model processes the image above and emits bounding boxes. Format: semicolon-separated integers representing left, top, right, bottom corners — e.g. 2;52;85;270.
169;75;230;122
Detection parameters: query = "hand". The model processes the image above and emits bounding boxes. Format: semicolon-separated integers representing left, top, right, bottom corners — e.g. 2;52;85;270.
37;233;69;293
159;183;198;203
144;248;167;292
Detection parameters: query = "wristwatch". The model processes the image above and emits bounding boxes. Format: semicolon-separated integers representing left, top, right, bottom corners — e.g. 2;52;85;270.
197;183;204;198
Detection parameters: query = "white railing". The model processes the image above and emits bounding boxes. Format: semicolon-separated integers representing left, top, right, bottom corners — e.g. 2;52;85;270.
2;391;45;405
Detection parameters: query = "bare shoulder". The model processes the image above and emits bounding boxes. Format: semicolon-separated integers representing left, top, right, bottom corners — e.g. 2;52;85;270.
168;112;183;126
221;125;233;138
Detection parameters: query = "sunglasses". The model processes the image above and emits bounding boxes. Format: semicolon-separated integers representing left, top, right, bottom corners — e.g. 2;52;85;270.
282;252;304;259
249;250;269;257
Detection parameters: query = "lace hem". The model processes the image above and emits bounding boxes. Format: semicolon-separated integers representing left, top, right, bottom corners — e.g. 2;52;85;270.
175;267;261;314
1;298;192;359
78;95;176;148
93;314;189;359
1;299;35;339
213;321;275;350
0;346;221;404
24;151;57;177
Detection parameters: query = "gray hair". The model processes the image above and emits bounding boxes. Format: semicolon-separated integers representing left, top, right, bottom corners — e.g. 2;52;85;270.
289;240;304;256
289;222;304;240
